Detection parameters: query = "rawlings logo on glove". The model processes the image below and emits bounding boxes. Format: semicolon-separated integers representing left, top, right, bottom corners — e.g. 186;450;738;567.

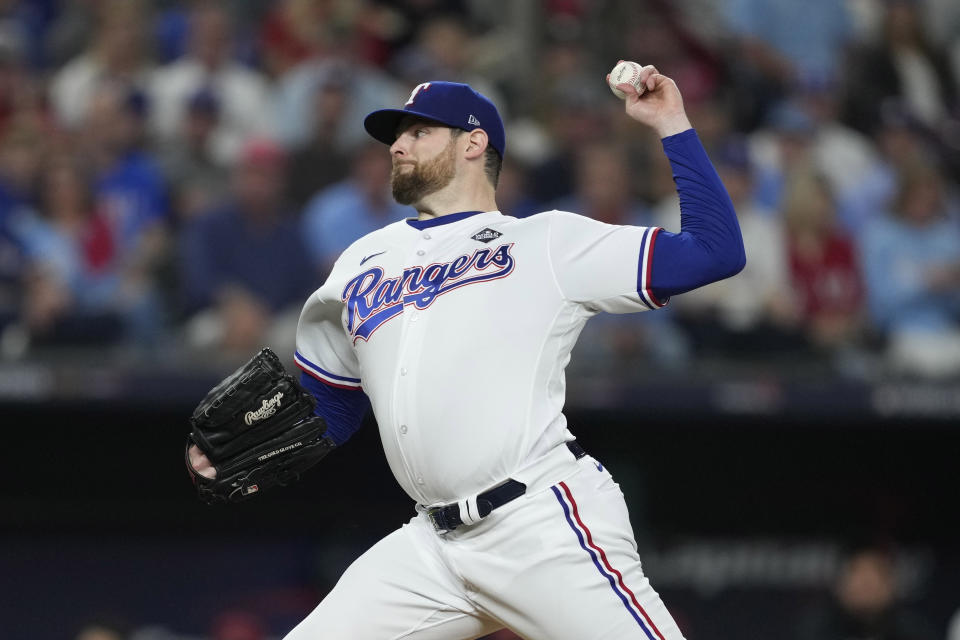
185;348;335;504
244;391;285;425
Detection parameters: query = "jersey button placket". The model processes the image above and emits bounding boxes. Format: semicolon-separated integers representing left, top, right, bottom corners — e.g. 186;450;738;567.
393;229;432;501
391;371;422;499
416;232;428;258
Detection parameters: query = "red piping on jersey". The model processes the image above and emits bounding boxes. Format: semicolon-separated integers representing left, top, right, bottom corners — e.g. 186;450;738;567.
296;362;363;391
645;228;665;308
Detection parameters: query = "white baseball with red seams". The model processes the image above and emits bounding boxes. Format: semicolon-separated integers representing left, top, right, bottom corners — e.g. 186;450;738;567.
609;60;646;99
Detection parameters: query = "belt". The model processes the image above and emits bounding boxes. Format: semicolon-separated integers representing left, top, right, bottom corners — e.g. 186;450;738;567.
428;440;587;533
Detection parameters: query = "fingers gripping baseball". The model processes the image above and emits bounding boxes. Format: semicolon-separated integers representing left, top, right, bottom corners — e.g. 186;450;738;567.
607;60;691;138
606;62;659;97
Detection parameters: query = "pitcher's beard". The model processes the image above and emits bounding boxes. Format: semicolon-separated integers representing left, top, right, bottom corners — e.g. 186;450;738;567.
391;142;457;205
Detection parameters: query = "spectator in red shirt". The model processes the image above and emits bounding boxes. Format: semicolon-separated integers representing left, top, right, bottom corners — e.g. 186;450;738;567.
783;172;865;349
259;0;334;78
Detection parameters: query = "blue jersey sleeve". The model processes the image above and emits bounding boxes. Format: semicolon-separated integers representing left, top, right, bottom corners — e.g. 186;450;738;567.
299;371;371;446
650;129;746;301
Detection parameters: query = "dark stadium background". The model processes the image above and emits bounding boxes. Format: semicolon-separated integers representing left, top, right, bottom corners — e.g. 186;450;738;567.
3;397;958;638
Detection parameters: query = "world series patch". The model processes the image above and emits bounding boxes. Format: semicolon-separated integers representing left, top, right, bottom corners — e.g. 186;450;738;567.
471;228;502;243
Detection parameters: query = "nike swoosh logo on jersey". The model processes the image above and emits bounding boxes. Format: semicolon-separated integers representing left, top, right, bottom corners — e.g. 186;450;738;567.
360;251;387;265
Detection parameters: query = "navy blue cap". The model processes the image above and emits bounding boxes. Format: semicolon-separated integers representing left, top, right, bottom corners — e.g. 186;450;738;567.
364;81;505;157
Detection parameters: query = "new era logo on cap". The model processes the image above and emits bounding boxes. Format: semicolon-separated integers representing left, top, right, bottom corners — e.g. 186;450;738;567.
364;81;506;157
471;228;502;243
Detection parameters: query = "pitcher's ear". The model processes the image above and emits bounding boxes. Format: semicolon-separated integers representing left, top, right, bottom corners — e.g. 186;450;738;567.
464;129;489;159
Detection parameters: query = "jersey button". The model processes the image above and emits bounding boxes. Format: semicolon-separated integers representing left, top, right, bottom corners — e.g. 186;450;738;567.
411;313;419;322
400;367;408;376
422;233;431;240
416;249;425;256
417;476;425;484
400;425;408;434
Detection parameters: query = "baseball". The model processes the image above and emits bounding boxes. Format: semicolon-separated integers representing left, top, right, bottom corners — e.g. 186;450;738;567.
608;60;645;100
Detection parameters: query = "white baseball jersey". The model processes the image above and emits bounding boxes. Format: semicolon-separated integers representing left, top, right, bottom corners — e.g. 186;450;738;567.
295;209;664;507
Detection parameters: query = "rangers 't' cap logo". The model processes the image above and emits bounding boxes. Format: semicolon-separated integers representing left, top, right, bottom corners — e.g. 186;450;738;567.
363;81;506;158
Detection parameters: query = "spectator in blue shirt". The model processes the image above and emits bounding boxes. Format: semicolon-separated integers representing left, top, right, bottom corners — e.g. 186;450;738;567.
66;82;171;345
83;82;169;257
15;156;136;346
724;0;852;81
861;164;960;377
0;202;27;333
181;138;316;357
0;123;42;336
722;0;852;130
301;141;411;274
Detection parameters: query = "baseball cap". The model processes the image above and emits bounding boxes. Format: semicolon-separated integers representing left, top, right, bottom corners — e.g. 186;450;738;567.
364;81;505;157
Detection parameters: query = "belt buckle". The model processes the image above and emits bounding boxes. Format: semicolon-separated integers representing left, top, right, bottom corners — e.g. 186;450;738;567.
427;506;454;534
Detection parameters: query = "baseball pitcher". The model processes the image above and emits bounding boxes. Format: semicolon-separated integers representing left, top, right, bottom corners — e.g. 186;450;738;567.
187;64;745;639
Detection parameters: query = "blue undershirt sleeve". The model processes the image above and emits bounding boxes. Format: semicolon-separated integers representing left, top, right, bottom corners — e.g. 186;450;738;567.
650;129;746;301
299;371;371;446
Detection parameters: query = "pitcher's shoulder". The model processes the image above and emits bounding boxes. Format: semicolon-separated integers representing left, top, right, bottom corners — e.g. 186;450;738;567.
509;209;580;223
498;209;585;233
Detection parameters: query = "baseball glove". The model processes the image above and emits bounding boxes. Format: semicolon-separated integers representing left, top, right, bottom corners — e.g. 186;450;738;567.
186;347;334;504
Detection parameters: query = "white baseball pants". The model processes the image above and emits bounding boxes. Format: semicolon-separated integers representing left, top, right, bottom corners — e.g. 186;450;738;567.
284;454;686;640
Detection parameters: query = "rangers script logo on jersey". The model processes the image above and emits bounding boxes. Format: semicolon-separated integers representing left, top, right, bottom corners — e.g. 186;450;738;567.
341;243;516;343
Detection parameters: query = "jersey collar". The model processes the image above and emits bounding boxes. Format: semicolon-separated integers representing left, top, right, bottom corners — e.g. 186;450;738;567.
406;210;488;230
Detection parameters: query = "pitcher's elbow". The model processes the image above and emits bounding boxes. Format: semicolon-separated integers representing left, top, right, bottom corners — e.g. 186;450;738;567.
716;244;746;281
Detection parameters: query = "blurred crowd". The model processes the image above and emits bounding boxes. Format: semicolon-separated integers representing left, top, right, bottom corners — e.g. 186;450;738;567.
1;0;960;378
